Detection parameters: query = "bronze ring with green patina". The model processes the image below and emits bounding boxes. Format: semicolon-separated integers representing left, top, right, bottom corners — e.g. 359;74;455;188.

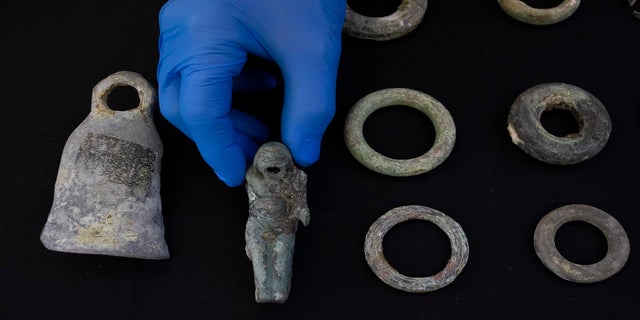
343;0;428;41
344;88;455;177
497;0;580;25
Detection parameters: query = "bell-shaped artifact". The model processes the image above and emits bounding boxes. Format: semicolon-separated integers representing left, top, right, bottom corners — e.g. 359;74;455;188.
41;71;169;260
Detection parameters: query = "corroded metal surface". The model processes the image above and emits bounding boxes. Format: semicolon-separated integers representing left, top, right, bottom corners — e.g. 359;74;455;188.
245;142;310;303
631;0;640;19
345;88;456;176
344;0;428;41
507;83;611;165
364;205;468;292
534;204;630;283
41;71;169;260
497;0;580;25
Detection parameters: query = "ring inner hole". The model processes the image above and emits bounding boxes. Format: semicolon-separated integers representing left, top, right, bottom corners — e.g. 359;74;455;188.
540;103;582;137
363;106;435;160
348;0;402;17
106;85;140;111
555;221;608;265
383;220;451;277
521;0;566;9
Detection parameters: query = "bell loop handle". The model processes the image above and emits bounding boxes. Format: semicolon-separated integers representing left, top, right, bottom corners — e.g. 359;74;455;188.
91;71;156;117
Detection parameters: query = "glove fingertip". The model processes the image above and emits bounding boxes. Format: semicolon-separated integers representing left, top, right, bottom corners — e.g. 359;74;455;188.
217;165;246;187
288;136;322;168
202;144;247;187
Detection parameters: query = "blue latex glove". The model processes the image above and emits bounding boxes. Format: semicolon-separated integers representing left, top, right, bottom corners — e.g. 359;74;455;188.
158;0;346;187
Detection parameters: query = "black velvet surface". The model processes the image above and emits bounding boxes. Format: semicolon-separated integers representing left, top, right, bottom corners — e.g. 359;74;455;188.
2;1;639;319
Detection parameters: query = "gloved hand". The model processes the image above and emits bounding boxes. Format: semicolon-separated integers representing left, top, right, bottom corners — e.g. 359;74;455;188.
158;0;346;187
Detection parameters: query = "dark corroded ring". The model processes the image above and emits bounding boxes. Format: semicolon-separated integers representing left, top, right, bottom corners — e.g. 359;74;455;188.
345;88;455;176
497;0;580;25
507;83;611;165
344;0;428;41
365;205;469;292
534;204;630;283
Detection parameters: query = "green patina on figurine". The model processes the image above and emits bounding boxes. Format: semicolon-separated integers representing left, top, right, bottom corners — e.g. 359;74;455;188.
245;142;310;303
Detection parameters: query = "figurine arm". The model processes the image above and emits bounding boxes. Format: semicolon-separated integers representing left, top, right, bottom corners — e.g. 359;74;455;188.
294;207;310;227
292;170;310;226
245;170;259;204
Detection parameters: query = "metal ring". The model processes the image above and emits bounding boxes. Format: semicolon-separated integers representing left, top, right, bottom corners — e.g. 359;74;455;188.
507;83;611;165
365;205;469;292
344;0;428;41
497;0;580;25
344;88;456;176
534;204;630;283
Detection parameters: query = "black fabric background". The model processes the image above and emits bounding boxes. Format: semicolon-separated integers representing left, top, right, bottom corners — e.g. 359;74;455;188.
2;1;639;319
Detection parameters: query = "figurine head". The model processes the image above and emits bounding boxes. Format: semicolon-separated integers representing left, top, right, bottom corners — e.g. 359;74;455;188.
253;142;294;179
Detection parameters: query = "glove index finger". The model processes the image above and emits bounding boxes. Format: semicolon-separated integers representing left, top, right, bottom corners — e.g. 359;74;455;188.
281;66;337;166
179;67;248;187
279;51;341;167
